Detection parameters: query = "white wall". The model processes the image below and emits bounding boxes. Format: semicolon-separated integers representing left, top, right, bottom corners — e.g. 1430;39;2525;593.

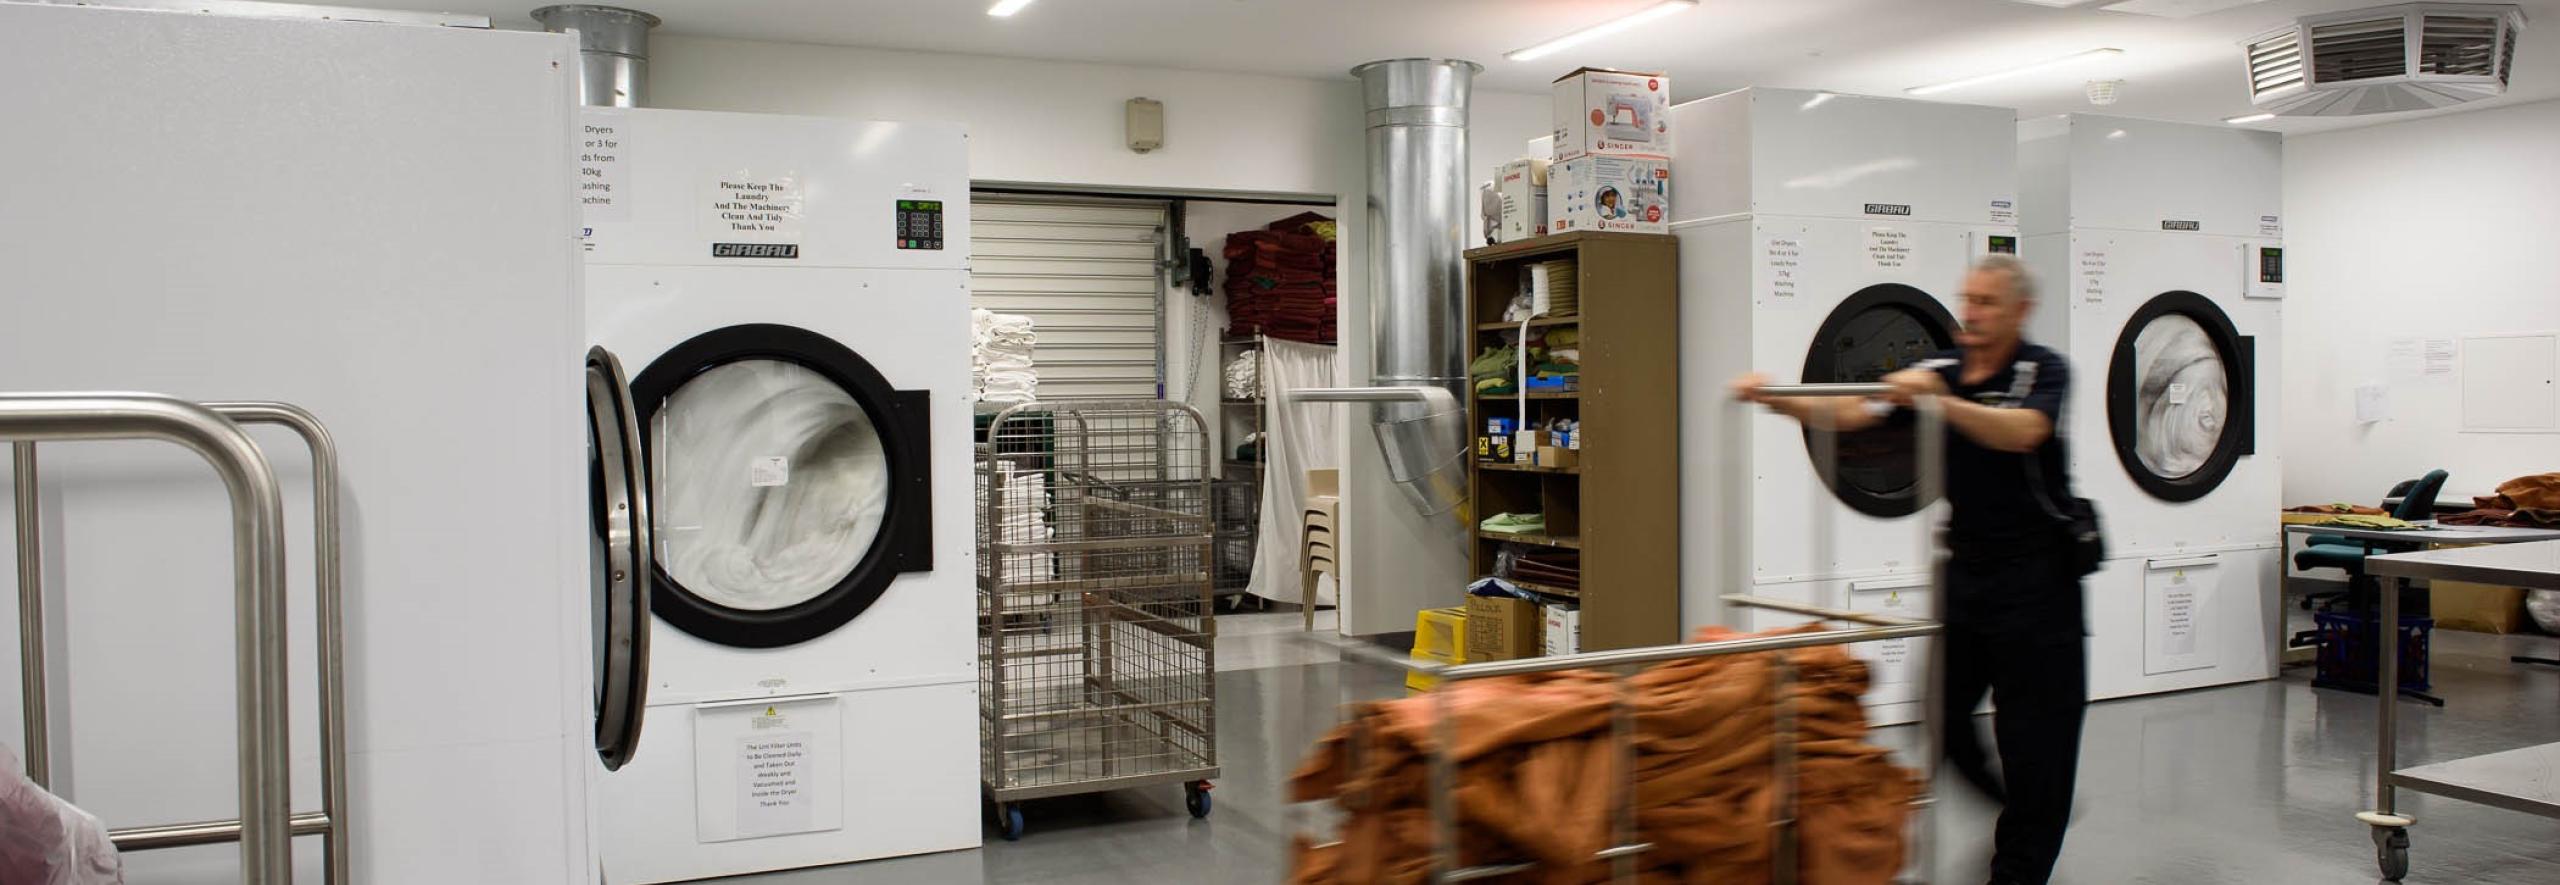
2283;98;2560;506
652;37;1548;633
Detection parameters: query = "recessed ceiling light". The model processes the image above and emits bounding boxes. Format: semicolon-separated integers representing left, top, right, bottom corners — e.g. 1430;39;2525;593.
987;0;1038;17
1506;0;1699;63
1906;48;2124;96
2224;112;2276;124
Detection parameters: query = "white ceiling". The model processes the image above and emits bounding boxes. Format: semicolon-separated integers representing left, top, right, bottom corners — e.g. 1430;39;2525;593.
386;0;2552;132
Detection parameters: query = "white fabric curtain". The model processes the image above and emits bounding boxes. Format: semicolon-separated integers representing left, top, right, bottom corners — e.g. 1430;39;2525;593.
1249;337;1341;605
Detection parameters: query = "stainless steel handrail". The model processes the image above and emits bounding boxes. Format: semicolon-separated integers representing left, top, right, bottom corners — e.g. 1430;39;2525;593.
204;401;348;885
1;393;294;884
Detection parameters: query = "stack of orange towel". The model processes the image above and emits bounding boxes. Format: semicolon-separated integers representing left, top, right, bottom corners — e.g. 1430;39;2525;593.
1291;626;1917;885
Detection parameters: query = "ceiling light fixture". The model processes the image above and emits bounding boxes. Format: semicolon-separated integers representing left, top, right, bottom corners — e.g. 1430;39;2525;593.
1505;0;1699;62
1905;47;2123;96
2223;112;2276;124
987;0;1038;17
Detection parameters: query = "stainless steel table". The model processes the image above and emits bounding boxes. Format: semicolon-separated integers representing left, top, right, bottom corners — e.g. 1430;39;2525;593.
2275;523;2560;664
2352;539;2560;880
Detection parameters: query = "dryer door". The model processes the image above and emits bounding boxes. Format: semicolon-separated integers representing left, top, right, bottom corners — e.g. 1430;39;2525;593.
2107;291;2253;502
586;346;650;770
1798;283;1958;518
630;323;934;649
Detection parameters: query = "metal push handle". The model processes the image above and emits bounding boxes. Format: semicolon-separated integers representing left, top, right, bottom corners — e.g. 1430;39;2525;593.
202;401;348;885
1;393;294;884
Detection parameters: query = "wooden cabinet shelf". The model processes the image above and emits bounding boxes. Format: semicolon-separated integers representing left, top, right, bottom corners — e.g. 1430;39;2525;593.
1464;230;1679;653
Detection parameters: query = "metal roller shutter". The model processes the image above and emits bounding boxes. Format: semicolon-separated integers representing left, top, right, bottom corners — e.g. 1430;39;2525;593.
970;197;1168;400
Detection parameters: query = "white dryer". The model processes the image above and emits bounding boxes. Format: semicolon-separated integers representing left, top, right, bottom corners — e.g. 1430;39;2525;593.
580;108;979;882
2018;114;2285;700
1673;88;2018;723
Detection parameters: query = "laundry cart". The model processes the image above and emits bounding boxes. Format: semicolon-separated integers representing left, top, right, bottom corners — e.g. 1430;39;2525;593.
976;400;1219;839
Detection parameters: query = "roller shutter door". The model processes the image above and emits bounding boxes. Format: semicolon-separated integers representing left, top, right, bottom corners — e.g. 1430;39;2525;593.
969;198;1168;400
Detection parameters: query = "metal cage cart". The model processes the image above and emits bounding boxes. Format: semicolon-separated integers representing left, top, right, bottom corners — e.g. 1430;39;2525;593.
1289;382;1949;883
977;400;1220;840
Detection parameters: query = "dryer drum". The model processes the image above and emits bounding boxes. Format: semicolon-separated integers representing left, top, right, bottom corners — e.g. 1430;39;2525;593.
1799;283;1958;518
2108;291;2253;503
630;323;935;648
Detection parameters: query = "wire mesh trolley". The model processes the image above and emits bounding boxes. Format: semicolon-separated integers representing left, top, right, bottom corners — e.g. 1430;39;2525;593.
976;400;1219;839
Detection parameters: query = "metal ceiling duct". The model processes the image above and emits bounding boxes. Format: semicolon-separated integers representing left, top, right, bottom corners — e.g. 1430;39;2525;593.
531;4;660;107
1341;58;1479;517
2244;2;2525;116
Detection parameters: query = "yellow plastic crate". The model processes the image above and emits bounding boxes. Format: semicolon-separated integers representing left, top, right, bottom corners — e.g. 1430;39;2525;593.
1408;606;1468;692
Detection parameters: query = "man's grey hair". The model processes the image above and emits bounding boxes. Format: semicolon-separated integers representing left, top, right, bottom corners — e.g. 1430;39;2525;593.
1972;253;2039;303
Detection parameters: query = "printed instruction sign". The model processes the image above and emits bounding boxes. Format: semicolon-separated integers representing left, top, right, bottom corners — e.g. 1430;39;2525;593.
750;456;790;488
1865;226;1911;270
1764;236;1803;303
2144;560;2220;675
703;171;806;242
577;115;632;223
2077;248;2108;306
696;695;842;842
1848;585;1926;689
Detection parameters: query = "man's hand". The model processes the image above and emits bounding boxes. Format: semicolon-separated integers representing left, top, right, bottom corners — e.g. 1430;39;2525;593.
1882;367;1948;406
1729;371;1772;405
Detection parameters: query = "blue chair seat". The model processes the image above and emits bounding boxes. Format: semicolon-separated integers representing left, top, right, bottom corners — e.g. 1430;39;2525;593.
2295;542;2375;574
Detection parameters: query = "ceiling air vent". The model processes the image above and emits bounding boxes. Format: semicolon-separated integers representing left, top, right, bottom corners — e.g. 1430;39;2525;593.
2243;2;2525;116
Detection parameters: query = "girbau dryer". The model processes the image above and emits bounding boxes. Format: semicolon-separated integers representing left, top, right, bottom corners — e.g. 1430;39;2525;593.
580;108;977;882
1672;88;2018;724
2019;115;2284;701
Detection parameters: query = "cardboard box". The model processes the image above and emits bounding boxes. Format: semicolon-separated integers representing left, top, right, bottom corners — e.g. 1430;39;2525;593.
1536;446;1580;470
2433;580;2530;633
1549;155;1672;234
1552;67;1672;162
1466;595;1543;661
1495;158;1549;243
1543;602;1582;656
1513;429;1546;464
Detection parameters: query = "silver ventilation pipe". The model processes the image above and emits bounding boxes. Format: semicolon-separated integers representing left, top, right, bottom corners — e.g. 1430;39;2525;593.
531;5;660;107
1329;58;1480;516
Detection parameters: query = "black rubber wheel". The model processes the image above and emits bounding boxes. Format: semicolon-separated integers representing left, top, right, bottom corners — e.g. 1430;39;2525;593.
1186;781;1212;819
2376;827;2409;880
998;805;1026;841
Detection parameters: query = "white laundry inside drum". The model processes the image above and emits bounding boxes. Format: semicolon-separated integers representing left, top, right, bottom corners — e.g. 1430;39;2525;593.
2129;314;2228;480
653;359;889;611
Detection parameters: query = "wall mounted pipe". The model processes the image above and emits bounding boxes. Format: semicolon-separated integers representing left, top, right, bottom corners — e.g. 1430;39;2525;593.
531;4;660;107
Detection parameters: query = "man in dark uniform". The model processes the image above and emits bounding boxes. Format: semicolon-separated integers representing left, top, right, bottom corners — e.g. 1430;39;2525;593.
1732;254;2084;885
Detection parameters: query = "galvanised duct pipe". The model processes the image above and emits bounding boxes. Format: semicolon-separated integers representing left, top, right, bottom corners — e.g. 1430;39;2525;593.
1349;58;1479;516
531;5;660;107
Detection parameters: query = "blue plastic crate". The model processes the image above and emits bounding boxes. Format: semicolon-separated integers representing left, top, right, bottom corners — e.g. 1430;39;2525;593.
2313;610;2433;693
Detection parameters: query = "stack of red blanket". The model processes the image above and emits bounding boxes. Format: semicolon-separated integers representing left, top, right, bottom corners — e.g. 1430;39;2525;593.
1225;212;1337;345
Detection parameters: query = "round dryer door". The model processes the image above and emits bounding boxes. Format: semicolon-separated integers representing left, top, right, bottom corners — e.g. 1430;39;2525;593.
586;346;650;771
630;323;934;649
2108;291;2254;502
1798;284;1958;518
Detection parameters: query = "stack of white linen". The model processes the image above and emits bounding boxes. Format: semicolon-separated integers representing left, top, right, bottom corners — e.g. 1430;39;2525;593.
971;308;1038;404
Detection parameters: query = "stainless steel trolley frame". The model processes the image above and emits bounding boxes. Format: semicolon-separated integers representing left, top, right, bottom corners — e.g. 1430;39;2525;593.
976;400;1221;839
8;393;349;884
2355;539;2560;881
1291;381;1949;883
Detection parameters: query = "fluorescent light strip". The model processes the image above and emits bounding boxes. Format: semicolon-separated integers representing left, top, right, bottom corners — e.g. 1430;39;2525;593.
987;0;1037;17
1905;47;2123;96
1506;0;1698;62
2224;112;2277;124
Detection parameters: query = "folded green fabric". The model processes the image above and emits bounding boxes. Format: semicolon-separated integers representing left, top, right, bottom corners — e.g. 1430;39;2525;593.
1478;512;1546;534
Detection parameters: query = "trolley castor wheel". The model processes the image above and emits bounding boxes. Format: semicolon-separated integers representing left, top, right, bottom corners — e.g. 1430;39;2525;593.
2374;826;2409;880
1185;781;1213;819
996;804;1026;841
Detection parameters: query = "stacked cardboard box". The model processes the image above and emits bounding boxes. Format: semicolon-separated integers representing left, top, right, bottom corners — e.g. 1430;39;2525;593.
1549;68;1674;235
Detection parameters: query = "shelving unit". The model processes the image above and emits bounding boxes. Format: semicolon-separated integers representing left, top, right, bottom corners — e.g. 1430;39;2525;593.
1464;230;1680;652
1211;336;1265;601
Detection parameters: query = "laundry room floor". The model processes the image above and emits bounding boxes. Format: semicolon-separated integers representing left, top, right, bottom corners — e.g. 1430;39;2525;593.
707;613;2560;885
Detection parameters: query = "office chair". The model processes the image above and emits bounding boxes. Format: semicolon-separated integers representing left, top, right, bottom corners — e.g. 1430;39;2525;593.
2295;469;2449;617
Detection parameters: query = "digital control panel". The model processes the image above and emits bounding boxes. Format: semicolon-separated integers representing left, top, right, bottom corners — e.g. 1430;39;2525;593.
2258;246;2283;283
895;199;944;250
1986;234;2017;255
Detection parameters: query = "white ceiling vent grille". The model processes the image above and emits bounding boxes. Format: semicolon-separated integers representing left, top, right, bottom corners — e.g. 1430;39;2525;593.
2244;3;2525;116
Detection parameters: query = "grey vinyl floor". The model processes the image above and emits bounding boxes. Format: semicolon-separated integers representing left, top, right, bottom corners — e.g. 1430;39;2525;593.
713;610;2560;884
